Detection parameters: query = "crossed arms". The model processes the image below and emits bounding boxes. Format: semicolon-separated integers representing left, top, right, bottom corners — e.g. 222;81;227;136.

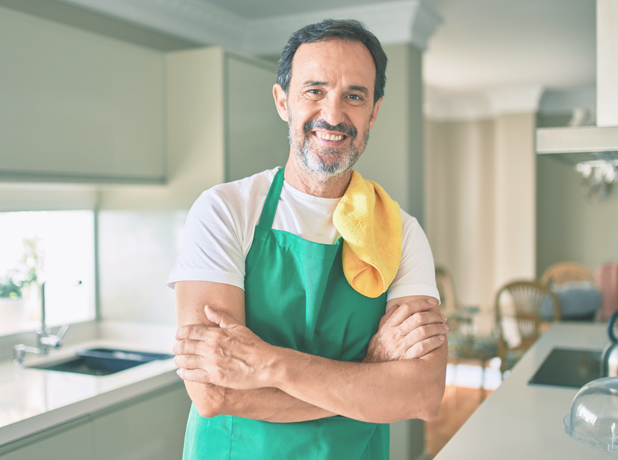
173;280;448;424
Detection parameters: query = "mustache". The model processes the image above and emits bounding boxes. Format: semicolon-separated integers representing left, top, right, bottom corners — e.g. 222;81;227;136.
303;119;357;138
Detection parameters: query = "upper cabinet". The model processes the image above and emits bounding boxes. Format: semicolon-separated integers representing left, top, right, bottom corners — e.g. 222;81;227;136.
0;7;165;184
0;5;288;195
142;47;288;211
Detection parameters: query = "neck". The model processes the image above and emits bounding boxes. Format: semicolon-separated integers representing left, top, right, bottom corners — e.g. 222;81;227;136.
283;151;353;198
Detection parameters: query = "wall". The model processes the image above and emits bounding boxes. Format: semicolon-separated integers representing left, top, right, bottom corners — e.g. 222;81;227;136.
97;48;227;325
536;116;618;274
425;118;496;311
425;108;537;315
494;112;537;286
355;43;425;223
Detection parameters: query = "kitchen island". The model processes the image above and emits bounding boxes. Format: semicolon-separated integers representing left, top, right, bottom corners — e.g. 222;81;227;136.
435;323;611;459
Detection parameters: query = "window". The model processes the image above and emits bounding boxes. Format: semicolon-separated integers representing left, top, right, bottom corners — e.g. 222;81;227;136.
0;210;95;336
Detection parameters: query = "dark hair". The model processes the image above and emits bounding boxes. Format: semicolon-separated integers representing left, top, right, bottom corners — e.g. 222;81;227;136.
277;19;387;104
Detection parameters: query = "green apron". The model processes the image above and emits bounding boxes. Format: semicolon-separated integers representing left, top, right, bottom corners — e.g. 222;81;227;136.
183;167;390;460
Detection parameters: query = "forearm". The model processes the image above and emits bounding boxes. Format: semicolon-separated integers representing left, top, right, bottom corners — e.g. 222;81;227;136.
185;381;336;423
267;343;447;424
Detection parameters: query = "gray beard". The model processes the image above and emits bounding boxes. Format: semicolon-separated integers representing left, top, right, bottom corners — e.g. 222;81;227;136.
289;125;370;178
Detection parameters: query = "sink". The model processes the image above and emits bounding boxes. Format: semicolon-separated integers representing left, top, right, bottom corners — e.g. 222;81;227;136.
28;348;175;376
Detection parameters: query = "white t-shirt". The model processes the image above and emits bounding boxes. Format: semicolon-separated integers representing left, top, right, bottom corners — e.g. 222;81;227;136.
168;168;439;306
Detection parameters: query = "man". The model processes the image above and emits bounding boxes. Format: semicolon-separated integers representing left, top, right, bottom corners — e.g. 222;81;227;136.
170;19;447;460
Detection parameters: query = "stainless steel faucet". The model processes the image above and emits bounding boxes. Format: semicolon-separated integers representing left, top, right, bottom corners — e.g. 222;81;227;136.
13;281;79;365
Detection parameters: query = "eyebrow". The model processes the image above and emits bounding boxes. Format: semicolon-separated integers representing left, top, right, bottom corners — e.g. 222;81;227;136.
301;81;369;94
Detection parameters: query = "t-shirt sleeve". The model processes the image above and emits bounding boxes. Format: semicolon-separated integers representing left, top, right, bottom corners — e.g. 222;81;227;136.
386;210;440;303
167;189;246;290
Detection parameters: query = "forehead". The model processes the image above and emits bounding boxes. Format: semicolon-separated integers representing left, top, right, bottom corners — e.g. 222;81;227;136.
290;39;376;90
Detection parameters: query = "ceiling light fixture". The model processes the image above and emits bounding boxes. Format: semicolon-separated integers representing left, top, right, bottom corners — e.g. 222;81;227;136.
575;159;618;201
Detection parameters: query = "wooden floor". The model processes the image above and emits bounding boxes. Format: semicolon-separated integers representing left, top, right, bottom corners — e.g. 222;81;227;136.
424;385;492;459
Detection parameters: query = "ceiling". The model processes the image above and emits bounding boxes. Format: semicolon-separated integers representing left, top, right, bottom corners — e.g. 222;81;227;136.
1;0;596;95
202;0;596;92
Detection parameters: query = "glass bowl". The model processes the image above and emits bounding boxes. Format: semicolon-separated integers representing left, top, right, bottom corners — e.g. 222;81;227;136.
564;377;618;455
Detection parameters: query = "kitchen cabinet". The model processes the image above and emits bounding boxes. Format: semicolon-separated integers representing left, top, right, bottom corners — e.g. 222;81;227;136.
0;417;93;460
0;383;191;460
0;7;165;185
98;47;289;210
92;383;190;460
164;47;289;197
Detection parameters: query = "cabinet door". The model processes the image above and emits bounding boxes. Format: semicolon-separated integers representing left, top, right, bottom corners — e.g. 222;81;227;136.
0;8;165;184
0;418;93;460
225;54;290;182
92;384;191;460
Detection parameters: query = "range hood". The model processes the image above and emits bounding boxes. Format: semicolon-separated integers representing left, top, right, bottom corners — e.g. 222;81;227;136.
536;0;618;165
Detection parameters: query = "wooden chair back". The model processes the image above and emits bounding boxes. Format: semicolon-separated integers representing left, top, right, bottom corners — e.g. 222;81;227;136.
495;280;561;372
540;262;595;287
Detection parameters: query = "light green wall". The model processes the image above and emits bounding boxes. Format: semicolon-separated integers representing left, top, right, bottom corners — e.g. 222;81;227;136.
355;43;425;224
536;112;618;275
536;155;618;275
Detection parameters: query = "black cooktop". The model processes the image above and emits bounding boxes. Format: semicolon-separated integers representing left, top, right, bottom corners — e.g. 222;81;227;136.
528;347;603;388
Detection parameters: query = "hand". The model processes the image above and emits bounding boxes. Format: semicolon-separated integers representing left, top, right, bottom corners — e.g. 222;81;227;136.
173;306;273;390
364;299;447;363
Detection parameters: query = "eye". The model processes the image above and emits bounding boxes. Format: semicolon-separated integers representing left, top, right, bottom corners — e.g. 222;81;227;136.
346;93;365;106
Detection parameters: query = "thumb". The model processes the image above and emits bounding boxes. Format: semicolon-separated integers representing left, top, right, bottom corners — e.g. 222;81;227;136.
204;305;238;328
379;304;399;328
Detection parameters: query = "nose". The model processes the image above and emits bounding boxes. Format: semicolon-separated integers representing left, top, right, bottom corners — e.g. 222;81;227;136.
319;95;347;128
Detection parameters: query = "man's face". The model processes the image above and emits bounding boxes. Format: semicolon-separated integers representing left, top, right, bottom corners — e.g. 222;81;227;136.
275;39;382;177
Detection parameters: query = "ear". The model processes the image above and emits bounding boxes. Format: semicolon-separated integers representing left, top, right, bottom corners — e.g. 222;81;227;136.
273;83;289;122
368;97;383;131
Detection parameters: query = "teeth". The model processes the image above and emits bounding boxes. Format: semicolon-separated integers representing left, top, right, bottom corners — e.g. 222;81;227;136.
317;132;344;141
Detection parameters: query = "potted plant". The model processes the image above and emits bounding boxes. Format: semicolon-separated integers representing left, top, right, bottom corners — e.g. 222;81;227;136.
0;237;43;334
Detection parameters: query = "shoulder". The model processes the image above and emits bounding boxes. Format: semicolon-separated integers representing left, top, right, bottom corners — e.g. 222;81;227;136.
191;168;277;218
400;209;426;244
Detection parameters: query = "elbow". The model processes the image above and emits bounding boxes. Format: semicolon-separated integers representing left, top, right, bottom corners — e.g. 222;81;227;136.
417;399;441;422
402;370;445;422
194;400;222;419
416;380;445;422
186;382;225;419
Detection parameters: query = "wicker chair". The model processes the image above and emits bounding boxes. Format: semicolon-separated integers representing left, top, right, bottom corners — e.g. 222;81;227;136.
495;280;561;374
540;262;595;288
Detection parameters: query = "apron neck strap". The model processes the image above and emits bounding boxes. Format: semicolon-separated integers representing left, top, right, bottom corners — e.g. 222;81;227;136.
258;167;285;229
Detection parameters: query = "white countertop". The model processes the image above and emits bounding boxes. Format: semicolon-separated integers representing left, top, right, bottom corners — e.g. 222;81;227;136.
0;321;181;446
435;323;612;460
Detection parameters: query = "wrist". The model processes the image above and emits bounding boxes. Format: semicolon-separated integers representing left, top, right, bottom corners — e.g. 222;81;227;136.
263;346;298;390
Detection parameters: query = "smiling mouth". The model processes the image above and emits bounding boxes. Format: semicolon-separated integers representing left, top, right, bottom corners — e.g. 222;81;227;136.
313;131;347;143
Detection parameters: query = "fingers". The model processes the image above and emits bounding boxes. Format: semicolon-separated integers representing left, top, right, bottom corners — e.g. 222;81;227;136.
176;324;214;340
204;305;239;328
172;338;205;357
175;307;240;341
403;335;445;360
398;310;448;336
174;353;205;369
385;298;439;327
379;304;399;328
177;368;211;384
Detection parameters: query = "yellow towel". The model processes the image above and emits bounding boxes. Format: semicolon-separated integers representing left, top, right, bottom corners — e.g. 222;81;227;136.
333;171;402;298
